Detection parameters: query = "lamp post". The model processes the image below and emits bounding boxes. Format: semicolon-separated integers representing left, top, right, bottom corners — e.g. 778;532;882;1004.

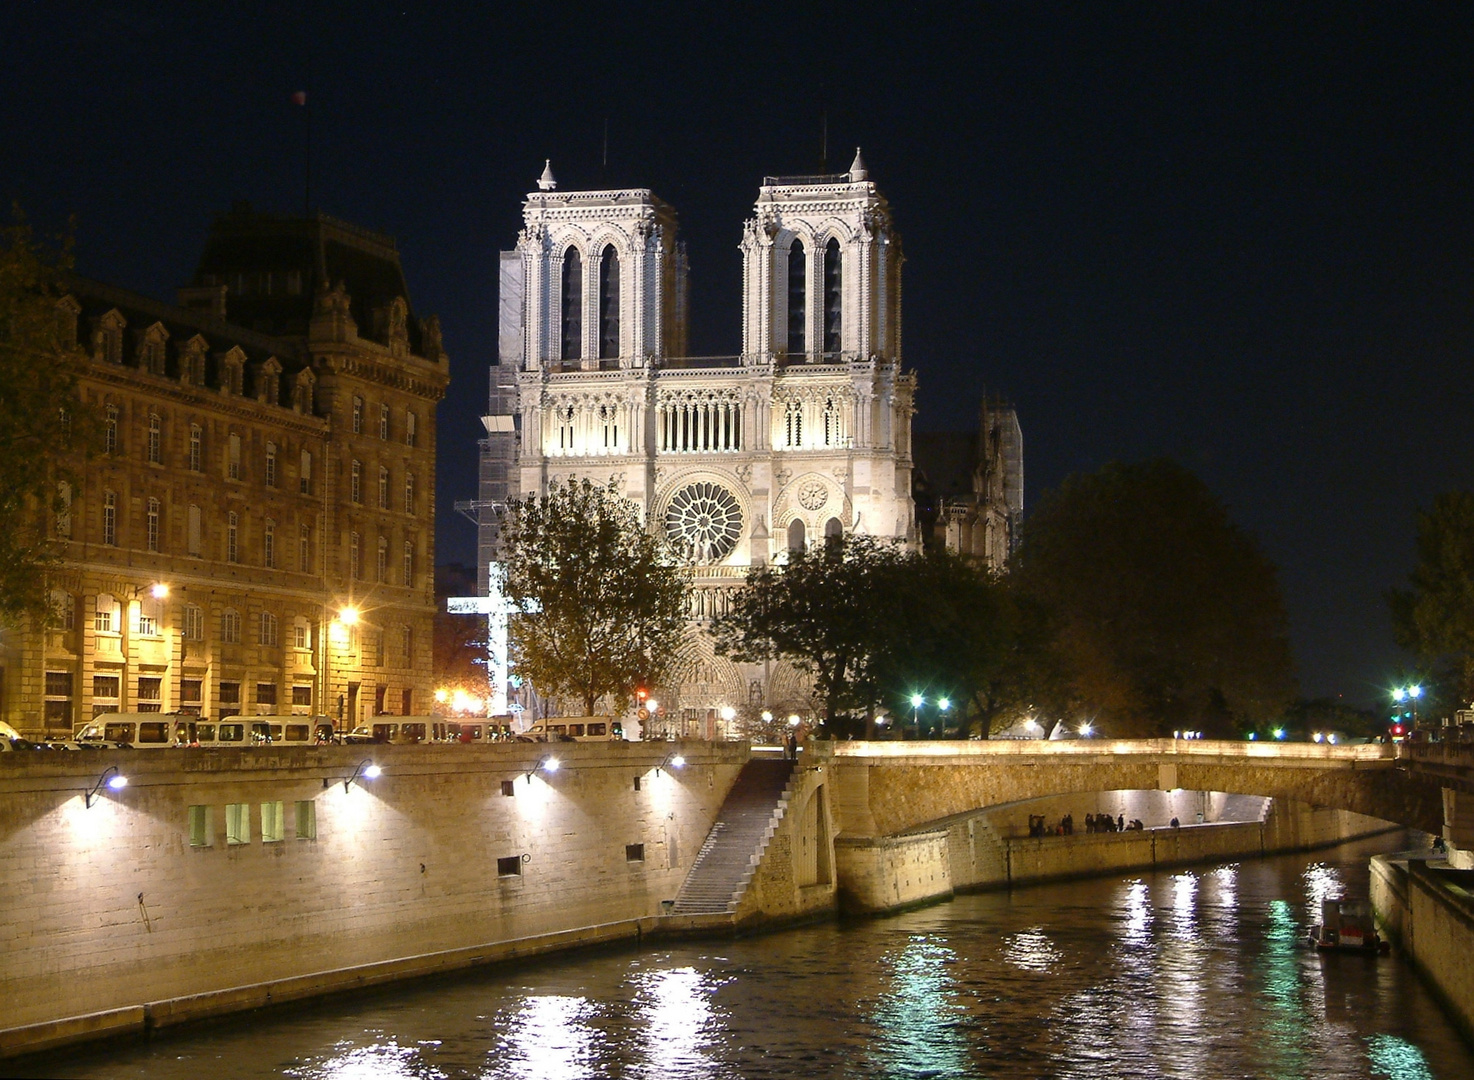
910;693;923;737
937;697;951;738
1392;684;1423;734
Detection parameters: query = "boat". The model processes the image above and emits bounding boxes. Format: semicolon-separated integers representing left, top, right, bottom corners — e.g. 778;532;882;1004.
1308;898;1389;953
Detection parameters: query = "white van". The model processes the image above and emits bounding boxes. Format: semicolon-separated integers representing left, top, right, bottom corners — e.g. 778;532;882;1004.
74;713;187;749
525;716;624;742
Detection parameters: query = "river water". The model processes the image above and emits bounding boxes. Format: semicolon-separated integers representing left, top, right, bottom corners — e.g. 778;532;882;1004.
25;833;1474;1079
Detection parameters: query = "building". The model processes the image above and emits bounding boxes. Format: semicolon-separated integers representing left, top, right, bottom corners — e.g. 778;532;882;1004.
912;395;1024;569
0;207;449;739
485;152;916;734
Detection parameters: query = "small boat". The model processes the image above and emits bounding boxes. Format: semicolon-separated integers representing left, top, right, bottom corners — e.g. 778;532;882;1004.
1308;898;1389;954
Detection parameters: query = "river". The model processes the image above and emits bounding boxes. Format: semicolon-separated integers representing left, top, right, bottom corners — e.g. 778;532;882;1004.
22;833;1473;1079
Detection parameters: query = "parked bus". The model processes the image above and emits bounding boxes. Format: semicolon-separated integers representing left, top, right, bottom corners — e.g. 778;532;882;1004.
74;714;333;748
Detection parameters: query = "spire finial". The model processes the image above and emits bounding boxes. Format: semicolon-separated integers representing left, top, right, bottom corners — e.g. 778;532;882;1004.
849;147;867;182
537;159;557;191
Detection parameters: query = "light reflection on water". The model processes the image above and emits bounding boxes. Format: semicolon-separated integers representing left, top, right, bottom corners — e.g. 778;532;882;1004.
24;834;1474;1080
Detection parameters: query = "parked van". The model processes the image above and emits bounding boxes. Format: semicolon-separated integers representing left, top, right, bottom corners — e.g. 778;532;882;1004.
74;713;190;749
525;717;624;742
339;717;443;744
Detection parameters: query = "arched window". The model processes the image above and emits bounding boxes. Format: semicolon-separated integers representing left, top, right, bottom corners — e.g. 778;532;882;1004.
147;412;161;464
599;245;620;360
561;247;582;361
264;518;276;568
259;611;278;647
787;240;807;356
785;399;803;448
221;608;241;644
265;442;277;487
146;497;160;552
788;518;806;554
824;237;842;355
104;406;118;455
824;517;843;547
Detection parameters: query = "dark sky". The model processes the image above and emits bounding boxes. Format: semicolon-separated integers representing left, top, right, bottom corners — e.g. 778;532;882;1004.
4;2;1472;709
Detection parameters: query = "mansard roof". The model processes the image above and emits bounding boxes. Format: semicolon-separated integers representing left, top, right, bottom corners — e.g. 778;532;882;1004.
191;203;425;353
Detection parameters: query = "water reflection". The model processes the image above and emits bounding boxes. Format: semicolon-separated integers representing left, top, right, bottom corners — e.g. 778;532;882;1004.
300;1037;446;1080
1002;928;1063;973
630;966;720;1079
492;995;596;1080
871;936;970;1079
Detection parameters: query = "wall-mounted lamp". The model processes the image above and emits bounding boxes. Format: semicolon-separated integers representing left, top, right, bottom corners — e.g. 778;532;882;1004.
85;765;127;808
330;759;382;792
657;753;686;775
528;755;560;782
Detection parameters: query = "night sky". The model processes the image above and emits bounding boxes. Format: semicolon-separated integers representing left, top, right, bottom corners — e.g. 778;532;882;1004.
5;3;1472;709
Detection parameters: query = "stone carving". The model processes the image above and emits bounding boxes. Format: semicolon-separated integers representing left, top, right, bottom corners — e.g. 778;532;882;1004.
665;481;743;564
798;480;828;511
735;464;753;483
774;468;791;489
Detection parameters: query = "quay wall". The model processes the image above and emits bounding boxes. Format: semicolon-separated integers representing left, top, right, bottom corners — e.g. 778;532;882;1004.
1370;857;1474;1045
0;742;746;1058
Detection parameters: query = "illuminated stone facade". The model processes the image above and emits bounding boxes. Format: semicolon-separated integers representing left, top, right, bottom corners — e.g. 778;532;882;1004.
493;154;916;732
0;210;448;739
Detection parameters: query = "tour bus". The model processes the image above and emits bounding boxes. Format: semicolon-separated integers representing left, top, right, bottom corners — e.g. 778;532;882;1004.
74;714;333;749
524;717;624;742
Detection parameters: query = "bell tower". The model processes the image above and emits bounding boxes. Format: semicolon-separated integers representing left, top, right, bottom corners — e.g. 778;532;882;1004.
740;149;902;364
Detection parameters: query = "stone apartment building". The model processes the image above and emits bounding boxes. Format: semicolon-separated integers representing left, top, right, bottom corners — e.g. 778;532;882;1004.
0;207;448;739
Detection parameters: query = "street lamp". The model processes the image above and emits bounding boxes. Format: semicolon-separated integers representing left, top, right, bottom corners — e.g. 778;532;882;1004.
910;693;924;736
937;697;951;738
1392;685;1423;732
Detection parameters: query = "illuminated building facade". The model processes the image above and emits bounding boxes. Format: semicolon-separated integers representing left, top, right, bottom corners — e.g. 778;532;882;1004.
0;209;448;738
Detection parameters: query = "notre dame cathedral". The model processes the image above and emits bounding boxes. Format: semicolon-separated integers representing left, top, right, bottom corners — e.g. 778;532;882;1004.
478;152;1004;737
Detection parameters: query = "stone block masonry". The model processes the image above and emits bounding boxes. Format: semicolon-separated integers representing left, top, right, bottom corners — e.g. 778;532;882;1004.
0;741;747;1057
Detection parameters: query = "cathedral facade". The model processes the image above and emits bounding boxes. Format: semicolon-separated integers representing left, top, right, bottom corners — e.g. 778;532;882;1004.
489;153;916;735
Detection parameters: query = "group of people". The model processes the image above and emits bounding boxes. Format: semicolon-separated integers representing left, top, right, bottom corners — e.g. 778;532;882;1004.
1084;813;1146;832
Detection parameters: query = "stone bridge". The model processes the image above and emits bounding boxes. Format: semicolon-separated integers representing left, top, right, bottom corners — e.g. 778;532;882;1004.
813;738;1446;837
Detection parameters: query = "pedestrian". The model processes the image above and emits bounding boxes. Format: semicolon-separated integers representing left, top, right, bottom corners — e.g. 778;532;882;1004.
785;731;798;761
1170;817;1180;828
1117;813;1124;832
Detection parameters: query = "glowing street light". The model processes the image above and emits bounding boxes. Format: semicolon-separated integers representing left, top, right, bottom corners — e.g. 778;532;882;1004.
1272;727;1286;740
338;606;360;627
149;583;169;599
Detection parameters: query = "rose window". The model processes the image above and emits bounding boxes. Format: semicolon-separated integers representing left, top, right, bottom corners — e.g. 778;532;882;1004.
665;482;743;564
798;480;829;511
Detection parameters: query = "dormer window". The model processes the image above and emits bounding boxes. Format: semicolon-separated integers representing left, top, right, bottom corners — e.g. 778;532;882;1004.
293;370;315;413
138;323;169;375
257;357;282;404
179;336;207;386
217;347;246;395
95;311;125;364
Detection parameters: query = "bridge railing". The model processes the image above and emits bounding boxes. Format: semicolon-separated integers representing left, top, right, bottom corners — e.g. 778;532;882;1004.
821;738;1396;763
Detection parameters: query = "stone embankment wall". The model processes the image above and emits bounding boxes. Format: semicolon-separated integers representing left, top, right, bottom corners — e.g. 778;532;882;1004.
734;761;838;923
1370;856;1474;1045
0;742;747;1057
838;797;1396;913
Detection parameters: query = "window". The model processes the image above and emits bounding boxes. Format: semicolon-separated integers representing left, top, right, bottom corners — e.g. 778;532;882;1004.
405;411;417;447
561;247;583;361
51;590;75;630
261;801;285;843
367;628;383;668
259;612;278;646
227;511;238;563
379;403;389;440
403;540;415;589
784;400;803;448
219;680;241;704
293;683;312;706
146;497;160;552
104;405;118;454
147;412;161;464
501;780;516;797
352;396;363;434
265;442;277;487
55;481;71;538
377;536;388;582
294;617;310;650
181;679;202;704
187;504;202;556
137;595;161;636
378;466;389;509
299;523;311;572
263;518;275;568
626;844;645;863
599;245;620;360
401;624;413;661
44;671;73;728
226;803;249;845
221;608;241;644
788;518;806;554
183;603;204;640
257;682;278;705
823;396;839;446
227;433;241;480
350;532;361;579
351;460;361;503
299;450;312;494
95;594;117;634
103;490;117;546
189;424;202;472
188;805;213;847
404;472;415;515
787;240;807;355
138;677;162;710
295;800;316;840
497;856;523;878
824;236;842;355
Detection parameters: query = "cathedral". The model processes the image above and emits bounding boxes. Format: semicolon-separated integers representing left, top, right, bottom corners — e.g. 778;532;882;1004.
481;153;918;735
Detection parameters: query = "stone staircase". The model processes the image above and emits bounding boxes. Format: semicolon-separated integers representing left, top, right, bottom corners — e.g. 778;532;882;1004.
671;758;797;916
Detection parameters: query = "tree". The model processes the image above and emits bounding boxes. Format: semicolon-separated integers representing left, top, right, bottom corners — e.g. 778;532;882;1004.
499;479;688;716
713;535;913;735
0;211;97;624
433;562;486;696
1012;459;1297;737
1388;490;1474;705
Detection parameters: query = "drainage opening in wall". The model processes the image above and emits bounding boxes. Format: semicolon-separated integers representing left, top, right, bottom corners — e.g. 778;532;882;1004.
497;855;523;877
626;844;645;863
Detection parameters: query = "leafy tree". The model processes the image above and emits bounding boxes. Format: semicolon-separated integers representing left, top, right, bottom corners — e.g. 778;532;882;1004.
1388;491;1474;706
500;479;688;716
1011;459;1297;737
0;211;97;624
433;562;486;695
714;535;906;734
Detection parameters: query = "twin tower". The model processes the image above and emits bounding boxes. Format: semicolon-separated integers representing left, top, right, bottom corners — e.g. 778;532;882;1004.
487;152;917;726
